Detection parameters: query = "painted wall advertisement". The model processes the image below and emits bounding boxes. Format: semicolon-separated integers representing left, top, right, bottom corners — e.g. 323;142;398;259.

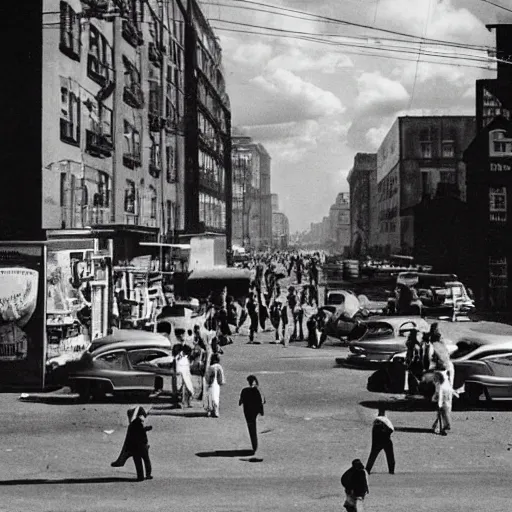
0;244;46;390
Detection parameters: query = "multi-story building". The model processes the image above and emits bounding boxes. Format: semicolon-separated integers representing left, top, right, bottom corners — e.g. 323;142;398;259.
183;0;232;250
347;153;377;258
372;116;475;255
464;24;512;311
40;0;187;259
328;192;350;254
231;135;272;250
271;194;289;249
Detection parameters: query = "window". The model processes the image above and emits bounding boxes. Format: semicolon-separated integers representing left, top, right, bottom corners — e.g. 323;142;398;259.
149;136;161;177
442;141;454;158
123;120;141;168
88;25;113;86
127;349;168;368
149;186;157;219
489;186;507;222
94;172;110;208
123;56;144;108
96;350;129;370
166;144;177;182
489;256;508;309
166;200;175;233
440;171;457;184
60;77;80;145
420;142;432;159
490;130;512;156
84;97;113;156
124;180;136;213
60;1;81;60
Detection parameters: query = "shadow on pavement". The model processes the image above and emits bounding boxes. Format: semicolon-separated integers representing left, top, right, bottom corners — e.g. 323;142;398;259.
19;395;177;406
394;426;435;434
196;449;254;458
361;398;512;412
0;477;135;486
240;457;264;463
149;410;206;418
335;358;379;371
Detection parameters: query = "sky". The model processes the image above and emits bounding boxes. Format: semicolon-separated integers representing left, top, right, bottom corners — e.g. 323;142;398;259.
198;0;512;232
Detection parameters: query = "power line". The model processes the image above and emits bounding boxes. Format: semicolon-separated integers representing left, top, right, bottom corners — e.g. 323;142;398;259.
408;0;432;110
210;19;497;66
479;0;512;14
211;26;496;71
215;0;493;50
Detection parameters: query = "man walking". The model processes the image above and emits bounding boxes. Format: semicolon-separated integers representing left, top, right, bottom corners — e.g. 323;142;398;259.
366;408;395;474
239;375;265;454
341;459;369;512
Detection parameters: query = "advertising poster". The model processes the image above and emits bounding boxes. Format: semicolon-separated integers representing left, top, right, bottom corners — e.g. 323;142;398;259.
0;244;46;390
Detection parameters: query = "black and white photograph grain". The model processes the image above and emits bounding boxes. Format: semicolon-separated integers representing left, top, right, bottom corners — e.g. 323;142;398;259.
1;0;512;511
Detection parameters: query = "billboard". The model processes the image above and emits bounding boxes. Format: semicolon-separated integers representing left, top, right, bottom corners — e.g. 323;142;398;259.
377;119;400;183
0;243;46;390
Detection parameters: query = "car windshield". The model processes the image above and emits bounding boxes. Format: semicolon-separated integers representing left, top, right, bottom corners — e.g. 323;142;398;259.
361;322;394;340
328;293;345;305
451;341;483;359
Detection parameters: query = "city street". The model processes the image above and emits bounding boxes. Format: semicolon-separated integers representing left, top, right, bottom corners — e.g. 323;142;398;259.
3;319;512;512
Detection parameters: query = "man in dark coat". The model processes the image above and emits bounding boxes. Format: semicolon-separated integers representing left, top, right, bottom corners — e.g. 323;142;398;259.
239;375;265;454
112;406;153;481
341;459;369;512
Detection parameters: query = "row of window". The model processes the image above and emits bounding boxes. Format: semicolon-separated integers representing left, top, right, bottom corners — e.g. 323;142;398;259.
380;221;397;233
199;193;226;230
419;141;454;159
198;150;225;191
60;171;110;209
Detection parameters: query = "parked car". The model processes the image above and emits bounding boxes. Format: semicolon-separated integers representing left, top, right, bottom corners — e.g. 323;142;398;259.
346;316;430;365
157;302;207;337
66;335;177;402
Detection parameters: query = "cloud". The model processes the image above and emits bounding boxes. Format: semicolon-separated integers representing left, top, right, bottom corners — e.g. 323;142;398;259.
231;42;273;68
355;72;410;116
267;48;353;74
249;69;345;122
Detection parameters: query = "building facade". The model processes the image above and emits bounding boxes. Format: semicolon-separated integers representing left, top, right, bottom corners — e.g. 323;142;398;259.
464;24;512;311
328;192;350;254
347;153;377;258
184;0;232;249
271;194;289;249
372;116;476;255
231;136;272;250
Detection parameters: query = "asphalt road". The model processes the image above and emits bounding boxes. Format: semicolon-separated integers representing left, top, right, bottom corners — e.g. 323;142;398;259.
3;317;512;512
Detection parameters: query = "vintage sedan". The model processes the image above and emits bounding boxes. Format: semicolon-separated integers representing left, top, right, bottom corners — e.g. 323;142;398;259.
66;337;177;402
346;316;430;365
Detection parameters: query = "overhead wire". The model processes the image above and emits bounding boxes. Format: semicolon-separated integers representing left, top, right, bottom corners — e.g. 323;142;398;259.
209;19;499;66
210;25;496;71
479;0;512;14
209;0;494;50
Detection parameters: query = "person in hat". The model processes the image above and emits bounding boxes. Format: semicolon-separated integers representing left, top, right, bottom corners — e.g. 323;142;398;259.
239;375;265;454
111;406;153;481
341;459;369;512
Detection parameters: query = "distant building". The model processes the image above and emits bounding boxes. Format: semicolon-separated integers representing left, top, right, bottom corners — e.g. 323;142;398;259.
373;116;476;256
328;192;350;254
231;136;272;250
347;153;377;258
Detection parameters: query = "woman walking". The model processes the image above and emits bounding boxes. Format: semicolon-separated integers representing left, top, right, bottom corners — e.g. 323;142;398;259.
239;375;265;454
204;354;226;418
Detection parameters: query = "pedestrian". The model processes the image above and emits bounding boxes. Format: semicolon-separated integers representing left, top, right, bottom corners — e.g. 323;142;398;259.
341;459;369;512
432;370;453;435
239;375;265;454
111;406;153;481
246;291;260;344
204;353;226;418
269;299;285;344
365;407;395;474
177;345;194;408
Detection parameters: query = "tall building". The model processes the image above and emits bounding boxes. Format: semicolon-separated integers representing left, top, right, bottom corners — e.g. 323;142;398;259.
328;192;350;254
271;194;289;249
372;116;475;255
464;24;512;311
41;0;187;259
231;135;272;250
184;0;232;250
347;153;377;258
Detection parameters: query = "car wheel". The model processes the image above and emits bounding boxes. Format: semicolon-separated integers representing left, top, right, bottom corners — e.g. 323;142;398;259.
76;382;91;403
